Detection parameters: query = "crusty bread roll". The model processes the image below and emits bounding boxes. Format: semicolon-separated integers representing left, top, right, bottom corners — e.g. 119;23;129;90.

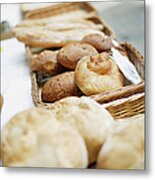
57;42;98;70
97;114;144;169
42;71;82;102
81;34;113;52
2;108;88;168
50;96;114;164
31;50;64;76
75;52;124;95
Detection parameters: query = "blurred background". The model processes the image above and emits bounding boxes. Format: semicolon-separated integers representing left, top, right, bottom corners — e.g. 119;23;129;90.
1;1;144;54
92;1;144;54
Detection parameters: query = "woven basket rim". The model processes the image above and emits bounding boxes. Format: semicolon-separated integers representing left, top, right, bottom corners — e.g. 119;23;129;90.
102;92;145;108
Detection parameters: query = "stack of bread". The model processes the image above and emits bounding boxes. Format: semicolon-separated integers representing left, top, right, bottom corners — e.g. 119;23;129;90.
12;2;130;104
1;97;144;169
14;17;126;102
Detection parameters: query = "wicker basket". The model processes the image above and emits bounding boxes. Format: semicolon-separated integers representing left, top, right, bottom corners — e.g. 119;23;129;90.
102;92;144;119
26;42;144;118
30;70;144;120
21;3;60;16
25;2;98;19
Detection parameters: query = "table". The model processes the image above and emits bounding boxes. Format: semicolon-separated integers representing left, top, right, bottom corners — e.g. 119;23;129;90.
1;38;34;129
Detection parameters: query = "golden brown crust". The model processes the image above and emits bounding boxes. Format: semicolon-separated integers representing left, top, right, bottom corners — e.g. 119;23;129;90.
81;34;113;52
75;52;124;95
42;72;82;102
57;42;98;70
87;52;111;75
31;50;64;76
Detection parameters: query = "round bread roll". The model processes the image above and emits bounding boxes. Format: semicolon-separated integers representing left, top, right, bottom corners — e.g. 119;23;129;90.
50;96;114;164
75;52;124;95
57;42;98;70
97;114;144;169
82;34;113;52
2;108;88;168
42;71;82;102
31;50;64;76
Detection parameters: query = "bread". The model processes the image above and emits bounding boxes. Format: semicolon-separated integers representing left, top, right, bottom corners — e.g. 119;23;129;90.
97;114;144;169
25;9;94;22
2;108;88;168
13;27;106;47
75;52;124;95
50;96;114;164
129;158;144;170
82;34;113;52
0;95;3;110
57;42;98;69
30;50;63;76
17;19;103;31
42;71;82;102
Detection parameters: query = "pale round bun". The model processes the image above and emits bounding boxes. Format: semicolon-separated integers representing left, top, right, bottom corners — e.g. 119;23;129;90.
97;114;144;169
51;96;114;164
75;52;124;95
2;108;88;168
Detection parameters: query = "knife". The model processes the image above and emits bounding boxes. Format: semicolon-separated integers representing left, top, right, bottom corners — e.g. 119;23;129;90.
110;47;142;84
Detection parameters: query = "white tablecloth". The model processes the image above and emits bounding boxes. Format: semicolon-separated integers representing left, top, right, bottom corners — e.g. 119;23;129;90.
1;38;34;129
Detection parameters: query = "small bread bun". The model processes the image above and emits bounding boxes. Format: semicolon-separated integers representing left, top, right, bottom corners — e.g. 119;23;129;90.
57;42;98;70
42;71;82;102
31;50;64;76
97;114;144;169
75;52;124;95
81;34;113;52
2;108;88;168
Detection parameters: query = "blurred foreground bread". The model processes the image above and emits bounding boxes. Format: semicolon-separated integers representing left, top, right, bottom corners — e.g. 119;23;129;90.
2;108;88;167
2;96;144;168
50;96;114;164
97;114;144;169
2;97;114;167
75;52;124;95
